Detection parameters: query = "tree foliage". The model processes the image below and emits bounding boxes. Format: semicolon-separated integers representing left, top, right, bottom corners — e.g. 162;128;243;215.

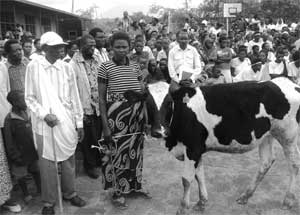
76;4;99;19
198;0;220;18
259;0;300;22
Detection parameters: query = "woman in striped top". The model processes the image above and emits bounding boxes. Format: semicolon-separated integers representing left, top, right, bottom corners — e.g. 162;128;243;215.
98;32;150;209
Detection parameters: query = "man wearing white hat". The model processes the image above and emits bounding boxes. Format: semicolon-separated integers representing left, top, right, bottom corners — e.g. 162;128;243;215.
25;31;86;215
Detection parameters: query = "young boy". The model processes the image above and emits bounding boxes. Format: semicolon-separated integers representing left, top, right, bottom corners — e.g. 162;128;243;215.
4;90;40;203
204;66;226;85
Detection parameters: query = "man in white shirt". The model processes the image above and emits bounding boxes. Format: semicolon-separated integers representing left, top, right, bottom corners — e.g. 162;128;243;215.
287;50;300;84
29;38;45;60
234;59;270;82
247;32;263;53
89;28;110;63
264;48;288;79
25;32;86;215
168;30;202;86
0;40;7;63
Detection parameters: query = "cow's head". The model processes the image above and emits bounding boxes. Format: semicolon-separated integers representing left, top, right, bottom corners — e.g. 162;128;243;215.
147;81;197;139
124;80;197;144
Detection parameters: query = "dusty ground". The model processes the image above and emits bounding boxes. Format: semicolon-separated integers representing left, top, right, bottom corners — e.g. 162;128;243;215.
1;137;300;215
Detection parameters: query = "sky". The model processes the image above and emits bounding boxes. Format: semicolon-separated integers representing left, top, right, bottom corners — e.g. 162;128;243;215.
29;0;201;18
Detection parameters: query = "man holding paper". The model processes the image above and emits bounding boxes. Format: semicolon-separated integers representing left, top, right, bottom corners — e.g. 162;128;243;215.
25;32;86;215
168;30;202;86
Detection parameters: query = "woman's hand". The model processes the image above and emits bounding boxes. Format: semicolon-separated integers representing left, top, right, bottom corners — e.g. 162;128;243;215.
103;127;112;142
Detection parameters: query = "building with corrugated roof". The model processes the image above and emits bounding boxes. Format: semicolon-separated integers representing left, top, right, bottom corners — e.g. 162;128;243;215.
0;0;91;40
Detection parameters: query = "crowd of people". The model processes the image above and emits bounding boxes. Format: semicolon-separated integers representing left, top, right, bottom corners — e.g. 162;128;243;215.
1;11;300;215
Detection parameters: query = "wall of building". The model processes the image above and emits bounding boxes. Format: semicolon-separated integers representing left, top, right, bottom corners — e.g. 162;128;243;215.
0;1;83;40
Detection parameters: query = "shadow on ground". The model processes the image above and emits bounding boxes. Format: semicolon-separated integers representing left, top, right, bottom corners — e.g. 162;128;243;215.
1;137;299;215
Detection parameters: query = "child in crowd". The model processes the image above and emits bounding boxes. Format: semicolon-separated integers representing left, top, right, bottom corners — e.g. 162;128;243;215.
4;90;41;203
204;66;226;85
233;59;270;82
264;47;288;79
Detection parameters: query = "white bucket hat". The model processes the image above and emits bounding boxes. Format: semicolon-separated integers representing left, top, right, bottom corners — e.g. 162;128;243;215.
40;31;67;47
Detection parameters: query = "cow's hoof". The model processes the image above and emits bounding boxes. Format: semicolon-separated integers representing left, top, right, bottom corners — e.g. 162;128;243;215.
193;200;207;212
236;194;249;205
282;193;296;210
176;207;188;215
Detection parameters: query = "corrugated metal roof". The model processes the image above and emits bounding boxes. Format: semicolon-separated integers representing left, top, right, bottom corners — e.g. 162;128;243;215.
12;0;81;18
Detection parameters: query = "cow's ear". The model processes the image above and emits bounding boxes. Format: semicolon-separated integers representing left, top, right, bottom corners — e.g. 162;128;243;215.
171;87;196;102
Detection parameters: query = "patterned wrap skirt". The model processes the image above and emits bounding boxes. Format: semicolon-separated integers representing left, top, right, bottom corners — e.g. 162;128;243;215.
0;131;12;205
101;93;146;194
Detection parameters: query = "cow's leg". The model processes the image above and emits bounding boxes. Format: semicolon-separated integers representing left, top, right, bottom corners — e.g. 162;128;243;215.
237;135;275;204
193;157;208;212
280;139;300;209
176;156;195;215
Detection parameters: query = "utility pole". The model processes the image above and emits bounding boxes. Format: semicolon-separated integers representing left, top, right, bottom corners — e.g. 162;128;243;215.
185;0;188;11
72;0;74;13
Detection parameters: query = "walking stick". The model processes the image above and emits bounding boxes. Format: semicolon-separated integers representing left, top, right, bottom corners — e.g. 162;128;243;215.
50;109;64;215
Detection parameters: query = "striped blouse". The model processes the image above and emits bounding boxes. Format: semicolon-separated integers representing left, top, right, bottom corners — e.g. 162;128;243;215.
98;59;142;95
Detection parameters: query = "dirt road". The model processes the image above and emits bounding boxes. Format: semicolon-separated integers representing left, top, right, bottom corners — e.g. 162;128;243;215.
2;137;300;215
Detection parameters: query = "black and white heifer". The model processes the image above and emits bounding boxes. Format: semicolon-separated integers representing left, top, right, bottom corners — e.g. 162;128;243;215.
147;78;300;214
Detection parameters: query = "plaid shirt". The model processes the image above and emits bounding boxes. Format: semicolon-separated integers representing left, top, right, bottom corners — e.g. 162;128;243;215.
6;58;29;92
70;51;103;115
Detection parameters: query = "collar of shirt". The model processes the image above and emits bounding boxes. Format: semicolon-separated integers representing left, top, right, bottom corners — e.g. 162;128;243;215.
73;51;97;64
96;47;107;54
173;44;193;52
39;56;61;70
10;111;30;121
112;56;130;66
63;54;71;61
6;57;29;69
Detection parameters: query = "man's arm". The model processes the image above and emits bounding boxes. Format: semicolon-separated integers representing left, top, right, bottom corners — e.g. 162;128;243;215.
24;63;49;120
168;49;179;83
68;65;83;129
68;65;84;141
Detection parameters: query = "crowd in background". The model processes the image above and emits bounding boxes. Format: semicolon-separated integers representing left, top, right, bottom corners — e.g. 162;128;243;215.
1;10;300;215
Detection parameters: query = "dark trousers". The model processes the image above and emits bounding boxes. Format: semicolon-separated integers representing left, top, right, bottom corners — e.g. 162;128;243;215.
81;115;102;170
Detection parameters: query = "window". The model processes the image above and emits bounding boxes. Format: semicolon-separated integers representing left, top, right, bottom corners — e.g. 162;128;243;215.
41;17;51;33
25;15;35;36
0;11;15;38
68;31;77;40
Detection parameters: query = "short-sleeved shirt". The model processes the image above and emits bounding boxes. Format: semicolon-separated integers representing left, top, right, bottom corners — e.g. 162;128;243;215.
98;58;142;95
230;57;251;76
215;47;232;70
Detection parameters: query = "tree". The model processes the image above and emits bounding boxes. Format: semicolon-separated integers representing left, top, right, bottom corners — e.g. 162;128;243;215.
260;0;300;22
131;11;152;23
76;4;99;19
198;0;220;18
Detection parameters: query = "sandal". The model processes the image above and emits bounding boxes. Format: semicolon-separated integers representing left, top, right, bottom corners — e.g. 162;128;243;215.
111;196;128;209
131;189;152;199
